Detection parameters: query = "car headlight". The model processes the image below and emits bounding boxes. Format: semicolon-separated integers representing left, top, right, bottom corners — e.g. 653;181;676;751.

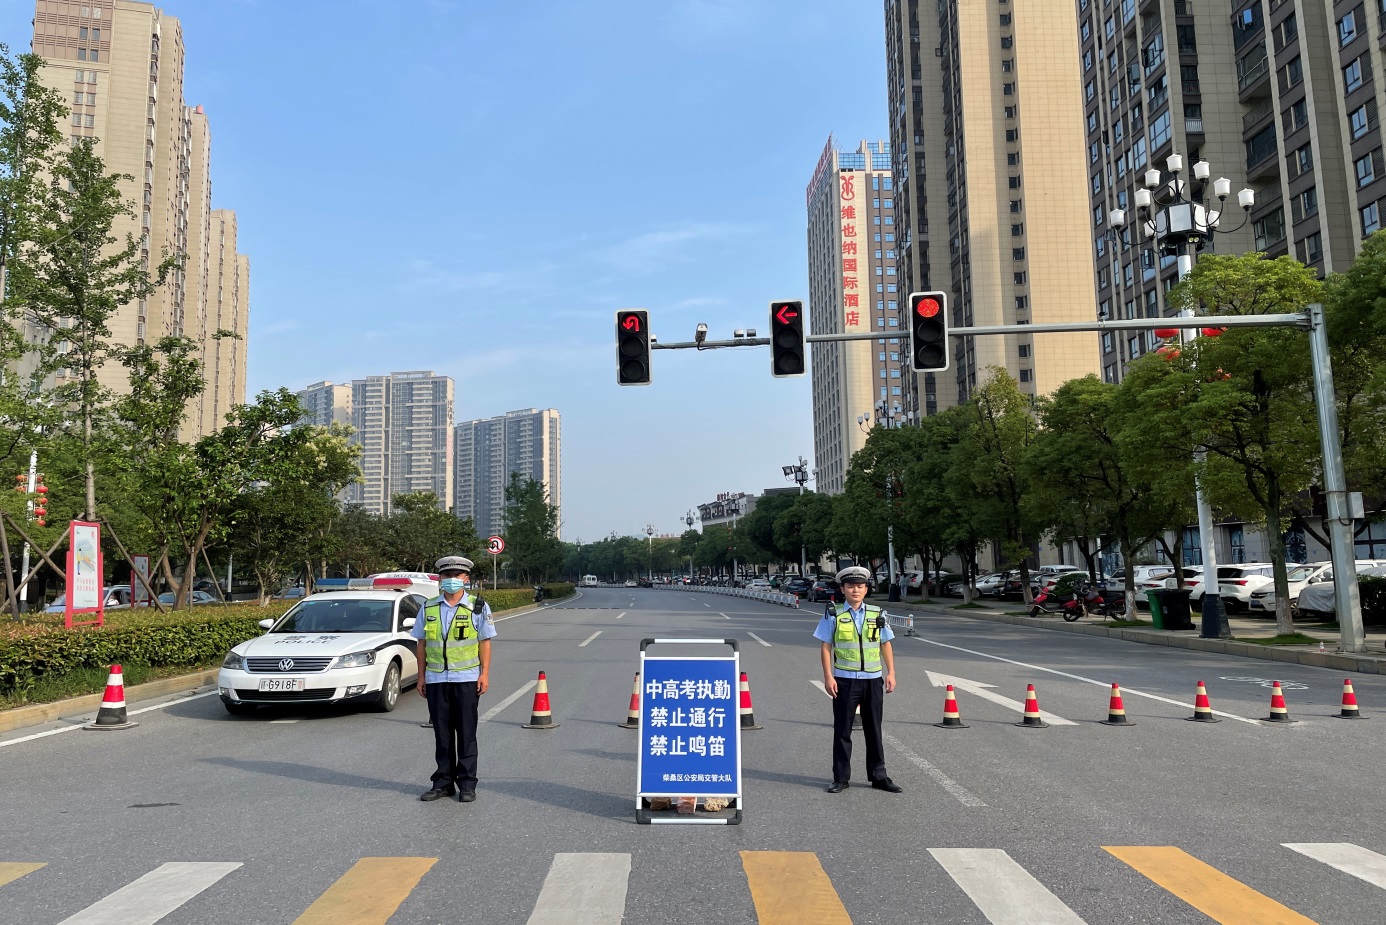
332;650;376;669
222;651;244;670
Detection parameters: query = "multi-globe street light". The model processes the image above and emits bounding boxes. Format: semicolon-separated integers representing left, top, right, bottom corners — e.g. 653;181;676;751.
644;523;655;581
1108;152;1255;638
781;456;811;577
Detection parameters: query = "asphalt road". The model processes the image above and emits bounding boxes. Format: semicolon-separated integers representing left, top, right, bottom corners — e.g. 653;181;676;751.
2;587;1385;924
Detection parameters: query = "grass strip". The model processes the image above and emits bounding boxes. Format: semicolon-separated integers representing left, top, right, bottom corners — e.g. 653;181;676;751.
1235;633;1321;646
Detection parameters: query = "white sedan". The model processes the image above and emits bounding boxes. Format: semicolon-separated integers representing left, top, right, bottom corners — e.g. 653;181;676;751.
217;584;427;716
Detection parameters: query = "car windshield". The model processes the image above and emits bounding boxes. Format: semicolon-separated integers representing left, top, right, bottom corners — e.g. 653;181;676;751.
1286;566;1312;582
271;599;395;633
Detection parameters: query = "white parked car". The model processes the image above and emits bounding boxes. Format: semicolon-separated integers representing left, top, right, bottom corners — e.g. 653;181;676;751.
1248;562;1331;614
747;578;772;590
1188;563;1274;613
624;579;638;587
1296;563;1386;619
217;581;429;716
1104;565;1175;594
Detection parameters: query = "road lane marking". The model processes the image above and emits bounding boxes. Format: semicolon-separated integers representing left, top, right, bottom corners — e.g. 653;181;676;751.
0;691;220;749
748;632;772;647
616;612;626;620
1283;842;1386;890
808;681;984;806
293;857;436;925
268;718;302;724
58;862;242;925
579;631;602;647
884;733;986;807
914;636;1261;724
924;670;1077;725
929;849;1087;924
740;852;852;924
0;863;45;888
481;680;537;722
702;602;711;607
718;612;731;620
1104;846;1316;924
525;853;631;925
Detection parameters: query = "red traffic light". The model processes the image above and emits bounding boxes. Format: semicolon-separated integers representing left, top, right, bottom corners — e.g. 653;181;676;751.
915;297;941;319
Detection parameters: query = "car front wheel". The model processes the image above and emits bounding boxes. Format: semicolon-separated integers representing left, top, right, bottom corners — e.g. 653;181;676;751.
375;662;401;713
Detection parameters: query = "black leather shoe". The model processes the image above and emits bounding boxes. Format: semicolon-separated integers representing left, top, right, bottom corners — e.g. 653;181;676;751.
870;778;903;793
419;786;454;802
825;780;849;793
459;790;477;803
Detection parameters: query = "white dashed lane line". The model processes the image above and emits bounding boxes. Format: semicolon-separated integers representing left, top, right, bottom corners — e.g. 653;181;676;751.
579;631;602;647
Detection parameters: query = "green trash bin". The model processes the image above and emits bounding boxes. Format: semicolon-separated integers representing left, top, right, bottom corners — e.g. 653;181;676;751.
1146;590;1165;629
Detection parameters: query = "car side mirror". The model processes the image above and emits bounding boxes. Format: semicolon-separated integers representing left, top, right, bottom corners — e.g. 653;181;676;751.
401;617;416;630
258;618;274;631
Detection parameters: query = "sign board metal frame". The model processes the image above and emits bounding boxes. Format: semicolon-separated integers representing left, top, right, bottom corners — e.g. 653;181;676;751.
636;637;743;825
64;520;104;629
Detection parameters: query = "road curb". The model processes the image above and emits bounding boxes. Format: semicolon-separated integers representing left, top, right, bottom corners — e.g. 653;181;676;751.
896;602;1386;674
0;669;220;735
0;590;580;736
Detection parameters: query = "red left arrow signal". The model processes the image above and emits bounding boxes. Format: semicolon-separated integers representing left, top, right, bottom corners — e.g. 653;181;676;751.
621;314;641;332
775;304;799;325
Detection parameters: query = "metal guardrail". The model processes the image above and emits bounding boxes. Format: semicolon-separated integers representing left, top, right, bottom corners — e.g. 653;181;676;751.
656;583;802;609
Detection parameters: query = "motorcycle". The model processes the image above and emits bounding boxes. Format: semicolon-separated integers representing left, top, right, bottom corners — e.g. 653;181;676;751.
1029;584;1087;621
533;585;545;604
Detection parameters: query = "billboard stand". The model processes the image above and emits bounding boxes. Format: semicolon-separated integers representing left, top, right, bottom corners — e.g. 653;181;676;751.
64;521;104;629
635;637;743;826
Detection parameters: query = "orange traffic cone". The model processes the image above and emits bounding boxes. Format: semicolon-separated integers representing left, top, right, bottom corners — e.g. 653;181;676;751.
1186;680;1220;723
852;702;863;728
934;684;969;728
620;673;640;728
738;671;762;730
1100;682;1134;726
84;665;138;730
1264;680;1294;723
523;671;560;729
1014;685;1042;726
1015;683;1049;728
1335;678;1364;719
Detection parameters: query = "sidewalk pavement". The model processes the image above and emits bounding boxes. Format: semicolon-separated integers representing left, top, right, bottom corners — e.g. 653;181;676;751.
882;595;1386;675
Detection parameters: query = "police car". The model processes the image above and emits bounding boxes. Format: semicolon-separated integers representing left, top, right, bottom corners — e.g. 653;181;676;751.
217;577;435;716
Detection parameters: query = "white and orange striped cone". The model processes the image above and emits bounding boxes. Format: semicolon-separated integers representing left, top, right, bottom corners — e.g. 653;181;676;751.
852;703;863;728
1186;680;1221;723
84;665;138;730
934;684;969;729
1015;683;1049;728
738;671;762;730
1100;682;1135;726
522;671;560;729
1264;680;1294;723
620;673;641;728
1334;678;1364;719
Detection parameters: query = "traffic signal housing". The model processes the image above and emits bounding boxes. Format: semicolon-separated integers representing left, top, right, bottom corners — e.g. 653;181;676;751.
908;291;949;372
769;300;805;378
615;310;651;386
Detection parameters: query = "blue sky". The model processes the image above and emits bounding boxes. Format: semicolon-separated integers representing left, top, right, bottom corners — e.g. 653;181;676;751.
2;0;890;542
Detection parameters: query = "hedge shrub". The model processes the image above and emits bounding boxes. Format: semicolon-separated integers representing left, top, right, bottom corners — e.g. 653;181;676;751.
0;584;575;697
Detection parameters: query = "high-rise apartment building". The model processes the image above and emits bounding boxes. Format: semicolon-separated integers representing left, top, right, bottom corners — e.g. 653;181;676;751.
1081;0;1386;382
453;409;561;540
343;372;454;515
29;0;248;435
884;0;1102;408
806;138;904;495
296;381;352;429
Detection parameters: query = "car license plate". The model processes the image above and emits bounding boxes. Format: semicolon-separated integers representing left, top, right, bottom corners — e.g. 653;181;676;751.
258;678;305;692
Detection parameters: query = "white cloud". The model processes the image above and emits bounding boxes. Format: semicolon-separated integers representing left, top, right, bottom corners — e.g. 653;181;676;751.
591;222;753;274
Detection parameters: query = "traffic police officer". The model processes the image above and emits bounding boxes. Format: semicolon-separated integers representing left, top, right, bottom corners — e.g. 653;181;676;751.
814;565;902;793
413;555;495;802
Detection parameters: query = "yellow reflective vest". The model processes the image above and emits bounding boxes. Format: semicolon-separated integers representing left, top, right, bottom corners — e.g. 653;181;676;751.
422;596;480;674
832;604;883;673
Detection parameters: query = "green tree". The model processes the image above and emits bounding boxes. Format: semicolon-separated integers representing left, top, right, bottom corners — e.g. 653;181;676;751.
386;492;479;576
11;139;176;519
501;472;562;583
773;491;835;574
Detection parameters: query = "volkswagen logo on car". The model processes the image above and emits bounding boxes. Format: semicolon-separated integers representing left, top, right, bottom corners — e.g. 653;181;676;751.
279;658;294;672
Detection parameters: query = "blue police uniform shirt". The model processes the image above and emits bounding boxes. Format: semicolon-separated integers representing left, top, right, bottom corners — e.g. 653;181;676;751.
813;601;895;679
410;592;496;683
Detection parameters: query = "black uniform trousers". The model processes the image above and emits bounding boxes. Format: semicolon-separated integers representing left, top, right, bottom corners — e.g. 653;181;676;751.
427;680;479;790
831;676;887;784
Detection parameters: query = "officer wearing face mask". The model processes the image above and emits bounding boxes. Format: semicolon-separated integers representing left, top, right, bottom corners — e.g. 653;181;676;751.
413;555;495;803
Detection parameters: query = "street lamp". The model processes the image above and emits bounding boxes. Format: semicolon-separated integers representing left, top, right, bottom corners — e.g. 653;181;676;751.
1108;152;1255;638
782;456;811;576
723;495;743;584
683;510;697;581
644;523;655;581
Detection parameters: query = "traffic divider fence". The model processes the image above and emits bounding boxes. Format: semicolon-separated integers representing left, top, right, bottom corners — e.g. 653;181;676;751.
655;583;802;608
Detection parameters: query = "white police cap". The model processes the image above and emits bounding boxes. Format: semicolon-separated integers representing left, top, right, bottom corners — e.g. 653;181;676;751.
836;566;872;584
434;555;474;574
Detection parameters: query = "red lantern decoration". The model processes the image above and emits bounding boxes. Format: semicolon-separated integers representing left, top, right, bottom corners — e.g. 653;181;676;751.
36;484;47;494
34;519;45;527
1201;326;1226;337
1153;327;1180;339
1156;345;1182;360
32;506;46;517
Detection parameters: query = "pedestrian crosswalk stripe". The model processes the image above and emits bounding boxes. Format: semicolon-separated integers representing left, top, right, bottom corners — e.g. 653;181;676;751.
56;861;242;925
0;863;44;888
740;851;852;924
929;848;1088;924
292;857;436;925
1104;846;1316;924
525;853;631;925
1283;842;1386;891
